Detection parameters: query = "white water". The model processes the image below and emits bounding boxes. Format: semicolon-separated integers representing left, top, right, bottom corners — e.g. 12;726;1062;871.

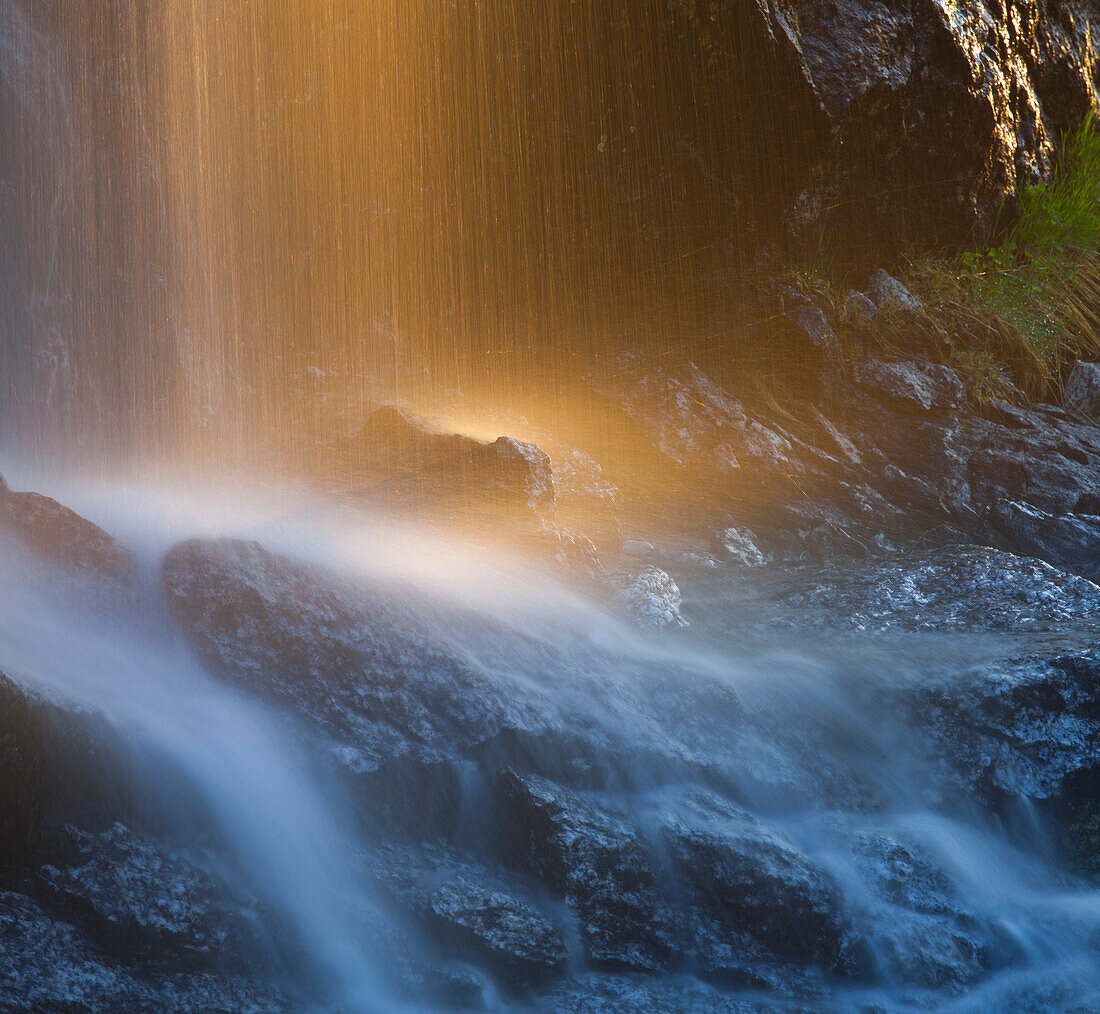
4;473;1100;1011
0;494;411;1012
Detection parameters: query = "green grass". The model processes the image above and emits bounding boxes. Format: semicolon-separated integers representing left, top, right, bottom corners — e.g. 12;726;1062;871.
766;114;1100;405
936;113;1100;396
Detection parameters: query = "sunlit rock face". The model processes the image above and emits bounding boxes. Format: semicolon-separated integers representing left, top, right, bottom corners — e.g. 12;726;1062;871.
780;0;1100;260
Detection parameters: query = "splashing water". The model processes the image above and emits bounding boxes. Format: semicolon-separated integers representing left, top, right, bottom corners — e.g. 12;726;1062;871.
0;473;1096;1011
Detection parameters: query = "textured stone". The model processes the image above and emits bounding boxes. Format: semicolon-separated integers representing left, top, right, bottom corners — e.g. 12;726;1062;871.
1064;361;1100;419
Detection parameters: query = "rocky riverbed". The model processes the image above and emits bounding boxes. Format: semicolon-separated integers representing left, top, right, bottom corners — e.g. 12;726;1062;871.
5;342;1100;1012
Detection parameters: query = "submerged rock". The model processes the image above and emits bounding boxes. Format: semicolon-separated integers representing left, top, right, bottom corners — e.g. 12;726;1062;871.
0;475;135;581
911;651;1100;813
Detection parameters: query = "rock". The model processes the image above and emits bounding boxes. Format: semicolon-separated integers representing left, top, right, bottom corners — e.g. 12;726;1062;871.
910;651;1100;812
586;351;792;478
621;539;655;559
161;538;537;821
775;546;1100;633
839;828;1002;989
717;526;768;568
988;500;1100;580
0;673;137;872
498;771;675;972
364;843;568;990
426;876;568;988
0;671;290;1012
543;972;811;1013
784;304;841;358
845;289;877;321
661;791;850;975
610;567;688;629
853;360;964;412
0;476;135;582
38;823;259;968
781;2;1099;259
326;405;555;516
866;270;923;313
0;891;297;1014
1064;361;1100;419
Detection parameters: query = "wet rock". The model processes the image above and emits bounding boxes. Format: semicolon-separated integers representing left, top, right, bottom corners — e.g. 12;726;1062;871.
0;673;137;872
988;500;1100;580
841;829;1000;990
717;526;768;568
365;843;568;990
610;567;688;629
38;823;258;968
775;546;1100;633
853;360;963;412
426;876;568;988
866;270;922;313
784;304;841;358
162;538;540;820
498;771;675;972
0;891;297;1014
0;475;135;582
662;791;849;975
0;672;289;1012
1064;360;1100;419
910;651;1100;810
543;973;810;1014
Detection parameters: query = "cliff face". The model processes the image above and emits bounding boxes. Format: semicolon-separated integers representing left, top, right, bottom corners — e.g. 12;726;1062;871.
723;0;1100;260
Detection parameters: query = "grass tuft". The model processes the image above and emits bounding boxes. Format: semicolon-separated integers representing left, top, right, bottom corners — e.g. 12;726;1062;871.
939;113;1100;397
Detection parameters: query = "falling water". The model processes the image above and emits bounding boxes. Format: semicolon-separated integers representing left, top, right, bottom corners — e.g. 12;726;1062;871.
5;3;1100;1013
1;0;823;462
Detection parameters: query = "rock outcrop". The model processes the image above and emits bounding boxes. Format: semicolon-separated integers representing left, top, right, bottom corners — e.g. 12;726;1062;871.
773;0;1100;259
0;475;135;581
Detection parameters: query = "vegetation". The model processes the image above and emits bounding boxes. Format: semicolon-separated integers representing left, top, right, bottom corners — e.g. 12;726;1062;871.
937;112;1100;397
778;114;1100;404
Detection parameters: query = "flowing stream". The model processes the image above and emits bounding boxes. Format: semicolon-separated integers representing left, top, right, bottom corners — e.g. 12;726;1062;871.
0;472;1099;1011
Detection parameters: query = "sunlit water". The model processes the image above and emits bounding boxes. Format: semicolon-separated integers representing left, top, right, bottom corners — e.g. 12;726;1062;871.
0;473;1098;1012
